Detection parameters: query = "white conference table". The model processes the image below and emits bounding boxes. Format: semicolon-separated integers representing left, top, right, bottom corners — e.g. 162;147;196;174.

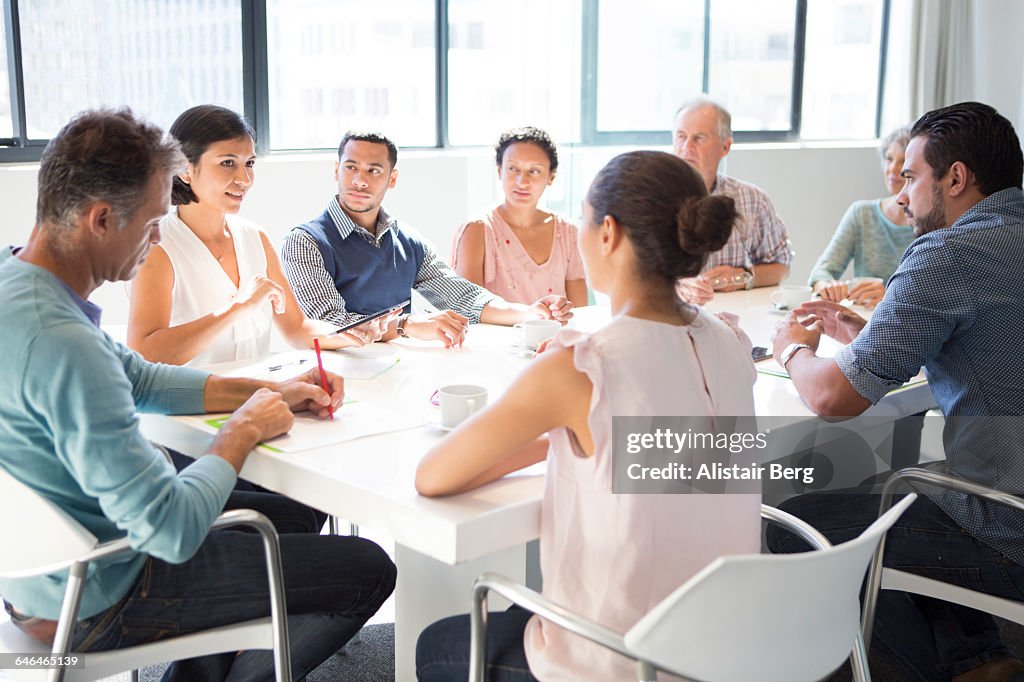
141;288;936;680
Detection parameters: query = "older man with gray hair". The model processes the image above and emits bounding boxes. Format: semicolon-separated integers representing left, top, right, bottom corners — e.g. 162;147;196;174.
672;97;791;303
0;108;395;680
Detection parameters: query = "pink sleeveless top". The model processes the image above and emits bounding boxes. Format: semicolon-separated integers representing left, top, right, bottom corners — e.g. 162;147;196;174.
450;207;585;304
523;312;761;681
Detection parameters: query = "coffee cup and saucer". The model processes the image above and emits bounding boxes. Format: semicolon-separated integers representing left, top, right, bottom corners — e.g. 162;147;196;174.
770;285;813;312
510;319;561;356
425;384;489;432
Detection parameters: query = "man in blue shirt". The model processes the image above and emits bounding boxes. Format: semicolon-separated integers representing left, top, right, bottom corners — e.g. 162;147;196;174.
0;109;396;680
771;102;1024;681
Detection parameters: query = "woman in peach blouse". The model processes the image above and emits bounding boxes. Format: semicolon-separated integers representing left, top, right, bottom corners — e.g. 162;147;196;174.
451;127;588;307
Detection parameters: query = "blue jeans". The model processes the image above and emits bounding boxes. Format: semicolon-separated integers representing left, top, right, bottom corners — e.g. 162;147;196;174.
416;606;537;681
167;447;329;533
69;485;396;681
767;491;1024;680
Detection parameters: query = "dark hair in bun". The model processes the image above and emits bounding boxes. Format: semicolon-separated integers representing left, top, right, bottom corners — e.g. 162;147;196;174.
586;150;737;284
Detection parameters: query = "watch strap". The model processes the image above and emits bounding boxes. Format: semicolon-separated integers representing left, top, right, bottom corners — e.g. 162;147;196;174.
780;342;812;369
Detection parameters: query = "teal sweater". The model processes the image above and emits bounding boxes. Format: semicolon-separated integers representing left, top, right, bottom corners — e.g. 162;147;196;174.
808;199;917;286
0;249;237;619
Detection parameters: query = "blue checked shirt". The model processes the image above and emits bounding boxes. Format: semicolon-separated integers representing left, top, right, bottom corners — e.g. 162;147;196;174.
836;187;1024;562
704;174;792;271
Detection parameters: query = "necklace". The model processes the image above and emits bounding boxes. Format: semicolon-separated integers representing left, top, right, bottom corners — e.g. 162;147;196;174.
210;226;232;262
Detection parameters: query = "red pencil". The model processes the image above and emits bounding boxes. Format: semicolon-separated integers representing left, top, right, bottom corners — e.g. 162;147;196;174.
313;338;334;420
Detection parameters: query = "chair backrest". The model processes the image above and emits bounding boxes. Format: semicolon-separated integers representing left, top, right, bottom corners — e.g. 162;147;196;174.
623;494;917;682
0;466;98;578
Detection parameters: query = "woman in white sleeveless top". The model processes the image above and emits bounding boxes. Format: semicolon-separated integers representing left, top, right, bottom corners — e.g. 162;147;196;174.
415;151;760;681
128;105;388;366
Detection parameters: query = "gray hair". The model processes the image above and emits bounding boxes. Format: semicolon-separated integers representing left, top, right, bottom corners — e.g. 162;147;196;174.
36;108;184;231
675;97;733;141
879;125;912;157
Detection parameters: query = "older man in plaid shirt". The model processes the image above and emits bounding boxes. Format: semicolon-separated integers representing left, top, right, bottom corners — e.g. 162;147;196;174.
672;98;792;304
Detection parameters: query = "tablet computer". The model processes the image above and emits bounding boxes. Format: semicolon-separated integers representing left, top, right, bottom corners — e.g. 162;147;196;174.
329;299;410;336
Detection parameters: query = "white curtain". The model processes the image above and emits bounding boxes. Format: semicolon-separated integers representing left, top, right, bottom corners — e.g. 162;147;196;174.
881;0;976;132
910;0;975;115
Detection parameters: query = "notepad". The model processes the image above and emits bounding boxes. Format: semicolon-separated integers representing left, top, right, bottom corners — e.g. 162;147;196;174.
190;398;422;454
223;351;400;382
756;360;928;392
325;352;401;381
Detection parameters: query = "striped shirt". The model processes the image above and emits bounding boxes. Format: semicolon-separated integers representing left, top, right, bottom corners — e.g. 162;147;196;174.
704;174;792;271
281;198;497;325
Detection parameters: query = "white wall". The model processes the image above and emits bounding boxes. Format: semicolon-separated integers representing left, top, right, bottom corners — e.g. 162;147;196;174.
0;142;884;324
972;0;1024;131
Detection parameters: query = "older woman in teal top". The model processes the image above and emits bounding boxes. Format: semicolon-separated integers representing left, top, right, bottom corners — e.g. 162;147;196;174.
808;126;915;306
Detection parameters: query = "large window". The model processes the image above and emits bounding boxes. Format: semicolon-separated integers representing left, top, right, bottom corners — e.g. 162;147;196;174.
16;0;243;138
266;0;436;150
800;0;886;139
588;0;803;143
707;0;798;134
0;5;12;139
447;0;581;146
0;0;890;161
593;0;704;134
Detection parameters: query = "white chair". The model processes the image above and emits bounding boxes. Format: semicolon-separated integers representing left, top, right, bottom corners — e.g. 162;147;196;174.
862;468;1024;648
0;467;292;682
469;497;917;682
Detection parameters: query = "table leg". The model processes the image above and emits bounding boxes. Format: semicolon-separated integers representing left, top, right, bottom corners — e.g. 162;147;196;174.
393;543;526;681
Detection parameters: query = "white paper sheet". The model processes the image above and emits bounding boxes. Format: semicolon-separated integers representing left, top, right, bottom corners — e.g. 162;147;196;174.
184;398;422;453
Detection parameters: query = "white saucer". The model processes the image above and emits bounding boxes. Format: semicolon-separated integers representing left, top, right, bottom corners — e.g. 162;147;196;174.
509;343;537;358
424;415;455;432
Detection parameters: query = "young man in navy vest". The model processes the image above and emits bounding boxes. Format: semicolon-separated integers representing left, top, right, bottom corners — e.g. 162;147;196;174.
282;132;573;347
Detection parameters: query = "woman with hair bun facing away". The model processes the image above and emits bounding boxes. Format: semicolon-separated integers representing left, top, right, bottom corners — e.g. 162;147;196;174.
451;126;588;307
415;151;761;681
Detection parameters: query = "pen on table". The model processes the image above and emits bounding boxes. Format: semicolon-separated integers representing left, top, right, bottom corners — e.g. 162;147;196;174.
268;358;309;372
313;338;334;420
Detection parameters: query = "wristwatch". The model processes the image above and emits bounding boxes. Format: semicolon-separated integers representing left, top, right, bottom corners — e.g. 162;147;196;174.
779;342;812;369
742;267;755;290
396;314;410;338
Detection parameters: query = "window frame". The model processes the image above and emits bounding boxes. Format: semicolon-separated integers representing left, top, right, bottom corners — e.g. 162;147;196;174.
0;0;888;163
580;0;808;146
1;0;46;162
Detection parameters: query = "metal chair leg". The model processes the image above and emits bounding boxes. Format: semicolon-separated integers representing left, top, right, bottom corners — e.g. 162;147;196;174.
47;561;88;682
327;516;358;537
326;516;362;647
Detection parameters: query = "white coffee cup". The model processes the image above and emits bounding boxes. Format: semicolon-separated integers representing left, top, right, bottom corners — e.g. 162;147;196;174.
513;319;561;349
771;285;813;310
439;384;488;428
